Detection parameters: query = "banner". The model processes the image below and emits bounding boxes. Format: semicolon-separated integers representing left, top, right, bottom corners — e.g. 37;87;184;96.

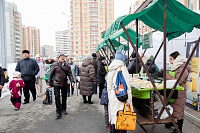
186;40;200;111
141;32;153;49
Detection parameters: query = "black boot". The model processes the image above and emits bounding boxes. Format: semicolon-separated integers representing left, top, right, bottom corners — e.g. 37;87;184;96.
171;119;183;133
55;112;62;119
88;96;93;104
82;96;88;104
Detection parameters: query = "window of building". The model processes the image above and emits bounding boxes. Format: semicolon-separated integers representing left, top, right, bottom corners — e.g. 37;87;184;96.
85;32;87;35
76;51;78;54
84;9;87;12
85;51;88;54
109;9;112;13
84;4;87;7
75;4;77;6
76;46;78;49
76;42;78;44
85;37;88;39
85;42;88;44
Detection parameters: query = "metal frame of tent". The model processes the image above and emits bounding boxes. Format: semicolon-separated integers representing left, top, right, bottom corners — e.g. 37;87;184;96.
97;0;200;133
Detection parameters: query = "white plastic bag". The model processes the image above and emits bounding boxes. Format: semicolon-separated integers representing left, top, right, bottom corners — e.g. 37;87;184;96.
158;105;173;119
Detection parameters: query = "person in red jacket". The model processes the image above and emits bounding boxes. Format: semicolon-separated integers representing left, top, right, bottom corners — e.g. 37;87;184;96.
9;72;25;110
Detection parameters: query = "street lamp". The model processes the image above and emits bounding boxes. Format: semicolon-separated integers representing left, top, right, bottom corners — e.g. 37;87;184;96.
63;13;71;55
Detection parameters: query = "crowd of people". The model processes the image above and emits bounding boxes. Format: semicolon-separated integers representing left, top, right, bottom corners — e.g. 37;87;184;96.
0;49;190;133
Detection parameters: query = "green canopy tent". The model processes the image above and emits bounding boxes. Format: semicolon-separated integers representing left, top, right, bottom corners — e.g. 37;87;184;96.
97;28;142;58
100;0;200;133
102;0;200;40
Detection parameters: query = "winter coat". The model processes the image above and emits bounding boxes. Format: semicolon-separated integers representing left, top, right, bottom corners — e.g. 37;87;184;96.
0;66;5;86
67;61;78;84
97;61;107;84
107;59;133;124
36;61;45;79
92;58;98;76
47;62;74;87
15;58;39;81
80;60;96;96
144;59;159;73
166;55;191;120
9;79;25;98
128;58;142;74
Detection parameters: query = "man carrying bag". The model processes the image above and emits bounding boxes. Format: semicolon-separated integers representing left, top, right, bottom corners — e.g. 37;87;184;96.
47;53;74;119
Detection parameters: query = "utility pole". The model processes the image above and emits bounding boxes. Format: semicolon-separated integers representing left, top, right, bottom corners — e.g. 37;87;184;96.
0;0;7;68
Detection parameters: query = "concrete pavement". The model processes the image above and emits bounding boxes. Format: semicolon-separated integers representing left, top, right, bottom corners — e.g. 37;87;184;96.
0;90;200;133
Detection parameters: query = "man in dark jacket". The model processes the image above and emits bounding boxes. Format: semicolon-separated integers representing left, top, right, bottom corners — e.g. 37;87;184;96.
97;56;107;98
47;53;74;119
92;53;98;94
15;50;39;104
0;66;5;97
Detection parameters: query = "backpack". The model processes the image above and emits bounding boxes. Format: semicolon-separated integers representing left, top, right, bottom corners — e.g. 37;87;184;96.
114;68;128;102
3;68;9;83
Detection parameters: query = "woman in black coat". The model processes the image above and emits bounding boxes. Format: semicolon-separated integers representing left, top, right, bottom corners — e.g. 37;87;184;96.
97;56;107;98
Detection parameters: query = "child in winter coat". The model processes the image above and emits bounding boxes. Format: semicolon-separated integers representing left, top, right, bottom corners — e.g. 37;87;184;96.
9;72;25;110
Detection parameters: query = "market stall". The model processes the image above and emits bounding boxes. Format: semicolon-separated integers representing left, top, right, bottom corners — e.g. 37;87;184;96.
98;0;200;133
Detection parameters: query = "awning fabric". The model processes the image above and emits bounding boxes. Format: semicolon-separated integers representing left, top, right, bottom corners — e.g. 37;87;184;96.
96;39;128;51
97;28;141;51
101;0;200;41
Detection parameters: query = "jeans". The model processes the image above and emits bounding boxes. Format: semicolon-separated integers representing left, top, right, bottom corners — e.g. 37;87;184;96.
23;80;36;102
93;83;97;94
54;86;68;114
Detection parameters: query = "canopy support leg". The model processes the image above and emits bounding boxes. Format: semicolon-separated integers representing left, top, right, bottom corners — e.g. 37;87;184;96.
148;41;164;70
136;18;139;73
121;22;165;106
108;39;116;53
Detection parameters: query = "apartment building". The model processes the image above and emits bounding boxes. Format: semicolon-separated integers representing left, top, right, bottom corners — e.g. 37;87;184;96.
22;25;40;58
41;45;54;58
70;0;114;58
55;30;70;55
5;2;22;63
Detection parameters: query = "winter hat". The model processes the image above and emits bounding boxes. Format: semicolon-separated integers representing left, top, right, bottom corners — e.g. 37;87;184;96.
57;53;65;59
35;54;40;58
92;53;97;58
115;50;125;63
13;71;21;77
85;55;93;61
99;56;106;61
67;56;73;60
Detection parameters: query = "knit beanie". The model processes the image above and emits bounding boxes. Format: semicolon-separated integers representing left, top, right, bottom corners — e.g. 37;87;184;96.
92;53;97;58
115;50;125;63
57;53;65;59
86;55;93;61
99;56;106;61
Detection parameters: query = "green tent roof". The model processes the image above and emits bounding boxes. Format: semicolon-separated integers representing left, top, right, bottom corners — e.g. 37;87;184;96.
96;39;128;51
96;28;141;52
102;0;200;40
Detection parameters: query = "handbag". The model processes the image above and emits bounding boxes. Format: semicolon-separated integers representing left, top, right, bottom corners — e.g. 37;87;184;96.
100;83;108;105
115;104;137;131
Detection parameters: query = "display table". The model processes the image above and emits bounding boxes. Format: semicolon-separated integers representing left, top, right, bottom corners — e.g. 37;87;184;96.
131;86;184;99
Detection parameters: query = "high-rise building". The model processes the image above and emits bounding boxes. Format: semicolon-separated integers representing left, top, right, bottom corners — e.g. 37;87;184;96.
70;0;114;58
22;25;40;58
5;2;22;63
131;0;200;35
55;30;70;55
40;45;54;58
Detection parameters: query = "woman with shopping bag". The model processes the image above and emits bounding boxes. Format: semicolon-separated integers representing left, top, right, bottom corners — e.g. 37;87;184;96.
107;51;135;133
